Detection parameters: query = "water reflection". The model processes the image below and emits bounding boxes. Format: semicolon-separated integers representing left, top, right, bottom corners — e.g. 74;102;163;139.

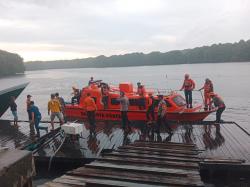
202;124;225;150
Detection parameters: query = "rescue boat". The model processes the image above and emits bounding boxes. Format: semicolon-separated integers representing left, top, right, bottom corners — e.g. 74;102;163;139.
64;81;216;122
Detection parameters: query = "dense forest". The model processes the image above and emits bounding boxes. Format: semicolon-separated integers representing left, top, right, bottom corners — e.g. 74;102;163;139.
0;50;25;77
25;39;250;70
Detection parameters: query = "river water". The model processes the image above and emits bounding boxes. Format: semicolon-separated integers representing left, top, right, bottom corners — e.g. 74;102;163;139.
1;62;250;131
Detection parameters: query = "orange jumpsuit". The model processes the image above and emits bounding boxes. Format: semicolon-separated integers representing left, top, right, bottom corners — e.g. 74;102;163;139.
203;82;213;109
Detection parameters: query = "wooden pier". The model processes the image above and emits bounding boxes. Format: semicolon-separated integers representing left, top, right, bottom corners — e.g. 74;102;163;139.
40;141;204;187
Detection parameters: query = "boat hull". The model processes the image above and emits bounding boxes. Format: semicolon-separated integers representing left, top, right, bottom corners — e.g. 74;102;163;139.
0;83;29;118
65;106;215;122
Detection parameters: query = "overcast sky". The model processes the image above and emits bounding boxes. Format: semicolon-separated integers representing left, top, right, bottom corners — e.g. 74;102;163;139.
0;0;249;61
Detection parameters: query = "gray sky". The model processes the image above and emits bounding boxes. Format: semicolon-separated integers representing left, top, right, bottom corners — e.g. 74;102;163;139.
0;0;249;61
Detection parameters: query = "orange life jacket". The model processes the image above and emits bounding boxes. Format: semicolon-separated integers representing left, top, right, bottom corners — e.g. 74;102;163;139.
137;86;145;96
182;79;195;91
84;96;97;111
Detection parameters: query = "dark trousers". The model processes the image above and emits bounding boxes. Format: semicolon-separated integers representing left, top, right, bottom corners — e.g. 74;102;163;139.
184;90;193;108
216;107;225;122
121;111;129;129
34;116;47;136
71;95;80;104
139;98;146;110
156;115;172;134
87;111;96;133
27;110;32;121
146;106;155;121
102;96;109;109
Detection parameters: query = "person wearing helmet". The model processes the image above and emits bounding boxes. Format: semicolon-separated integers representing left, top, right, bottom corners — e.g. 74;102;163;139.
180;74;196;108
199;78;214;110
137;82;146;110
209;92;226;123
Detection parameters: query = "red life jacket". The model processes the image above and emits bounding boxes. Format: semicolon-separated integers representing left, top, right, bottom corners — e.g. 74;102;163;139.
183;79;195;91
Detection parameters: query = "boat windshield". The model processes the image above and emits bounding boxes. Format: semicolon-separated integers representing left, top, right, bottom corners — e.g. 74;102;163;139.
172;95;186;107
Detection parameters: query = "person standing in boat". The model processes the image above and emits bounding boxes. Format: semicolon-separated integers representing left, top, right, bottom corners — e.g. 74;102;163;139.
101;83;109;109
146;93;155;123
71;86;80;104
199;78;214;110
30;101;48;137
137;82;146;110
180;74;195;108
88;77;95;86
209;93;226;123
48;94;64;130
26;94;32;122
83;93;97;135
117;91;131;131
10;96;18;127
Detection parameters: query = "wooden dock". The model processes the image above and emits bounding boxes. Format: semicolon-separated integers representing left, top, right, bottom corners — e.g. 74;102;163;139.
40;141;204;187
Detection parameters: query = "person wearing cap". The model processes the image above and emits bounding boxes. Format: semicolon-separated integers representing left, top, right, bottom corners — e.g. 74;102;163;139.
48;94;64;130
209;92;226;123
83;93;97;135
199;78;214;110
117;91;130;131
180;74;195;108
26;94;32;121
146;93;155;122
137;82;146;110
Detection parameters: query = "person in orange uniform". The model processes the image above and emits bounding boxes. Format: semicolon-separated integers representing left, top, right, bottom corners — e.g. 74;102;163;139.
137;82;146;110
84;93;97;135
209;92;226;123
199;78;214;110
180;74;196;108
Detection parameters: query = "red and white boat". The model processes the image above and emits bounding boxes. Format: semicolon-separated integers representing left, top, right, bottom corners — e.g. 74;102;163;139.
65;81;216;122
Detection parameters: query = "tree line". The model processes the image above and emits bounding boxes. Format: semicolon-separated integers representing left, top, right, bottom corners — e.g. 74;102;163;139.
0;50;25;77
24;39;250;70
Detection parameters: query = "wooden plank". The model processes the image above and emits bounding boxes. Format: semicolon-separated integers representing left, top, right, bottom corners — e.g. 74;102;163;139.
132;142;198;151
70;167;203;187
120;145;200;154
96;156;199;169
104;152;201;163
85;162;200;176
115;149;200;159
135;140;195;147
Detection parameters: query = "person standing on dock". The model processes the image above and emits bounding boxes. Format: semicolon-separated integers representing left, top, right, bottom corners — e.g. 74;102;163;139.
101;83;109;109
30;101;48;137
117;91;131;131
83;93;97;135
26;95;32;122
10;96;18;127
209;93;226;123
48;94;64;130
199;78;214;110
180;74;195;108
146;93;155;123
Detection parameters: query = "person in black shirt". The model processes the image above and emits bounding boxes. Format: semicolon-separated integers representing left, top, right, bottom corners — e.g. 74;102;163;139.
10;96;18;127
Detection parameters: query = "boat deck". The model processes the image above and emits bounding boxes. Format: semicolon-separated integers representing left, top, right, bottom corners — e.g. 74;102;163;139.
40;141;204;187
1;119;250;165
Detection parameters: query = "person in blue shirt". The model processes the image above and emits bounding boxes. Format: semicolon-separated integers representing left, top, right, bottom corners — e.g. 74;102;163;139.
30;101;48;137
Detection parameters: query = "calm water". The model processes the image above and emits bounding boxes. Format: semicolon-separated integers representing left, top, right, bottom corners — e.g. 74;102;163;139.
1;62;250;131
